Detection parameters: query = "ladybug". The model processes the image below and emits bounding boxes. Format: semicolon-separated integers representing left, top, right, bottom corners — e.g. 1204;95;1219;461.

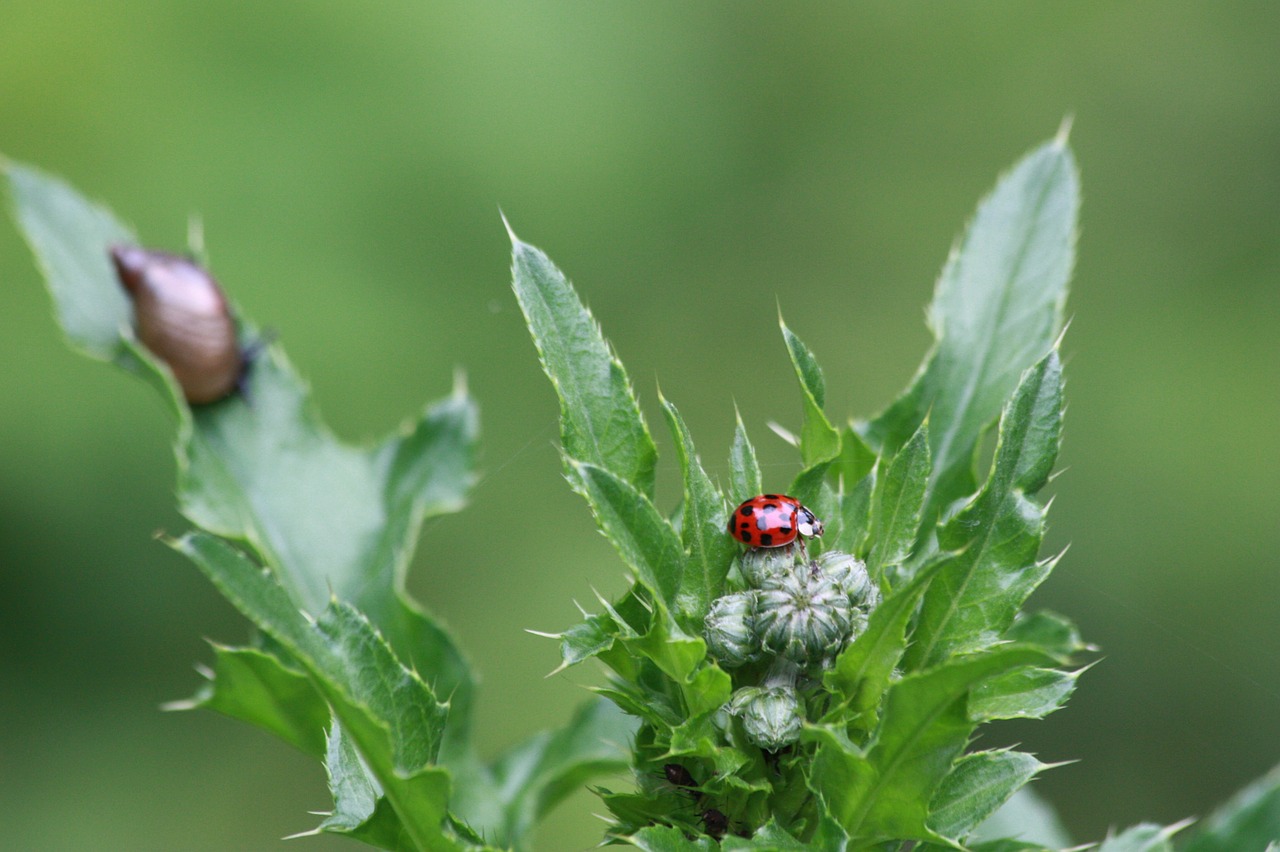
728;494;824;549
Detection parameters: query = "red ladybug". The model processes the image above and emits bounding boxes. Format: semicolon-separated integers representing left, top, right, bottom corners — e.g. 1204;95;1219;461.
728;494;824;548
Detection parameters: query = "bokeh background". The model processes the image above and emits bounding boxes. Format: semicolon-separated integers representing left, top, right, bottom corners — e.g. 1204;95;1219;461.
2;3;1278;849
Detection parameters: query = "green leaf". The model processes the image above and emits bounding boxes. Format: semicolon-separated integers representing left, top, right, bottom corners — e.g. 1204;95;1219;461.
716;817;850;849
728;407;763;502
961;842;1055;852
662;395;736;619
624;825;718;851
508;223;658;496
621;608;713;696
969;666;1084;721
863;135;1077;525
1183;762;1280;852
867;419;931;578
181;364;478;645
6;162;481;759
1097;820;1194;852
970;786;1073;849
787;461;842;554
1004;610;1092;658
832;465;877;557
6;162;135;360
905;350;1064;669
812;647;1054;844
835;426;878;488
312;720;416;851
165;642;328;757
824;556;946;729
173;532;460;851
566;460;691;622
928;750;1048;841
780;317;841;466
490;699;632;848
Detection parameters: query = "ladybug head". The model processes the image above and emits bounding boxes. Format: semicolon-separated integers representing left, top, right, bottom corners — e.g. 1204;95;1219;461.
796;506;824;539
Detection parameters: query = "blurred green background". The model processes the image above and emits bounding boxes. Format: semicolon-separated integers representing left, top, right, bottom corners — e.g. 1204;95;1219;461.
2;2;1278;849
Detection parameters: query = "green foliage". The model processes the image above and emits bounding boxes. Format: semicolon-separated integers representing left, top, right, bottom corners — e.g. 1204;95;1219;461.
861;127;1077;531
507;217;658;498
11;131;1280;851
508;134;1104;849
5;161;629;852
1182;763;1280;851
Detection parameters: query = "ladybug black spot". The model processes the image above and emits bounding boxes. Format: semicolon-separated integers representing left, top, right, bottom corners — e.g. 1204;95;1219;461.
739;506;754;517
763;493;779;499
780;527;792;535
759;533;773;546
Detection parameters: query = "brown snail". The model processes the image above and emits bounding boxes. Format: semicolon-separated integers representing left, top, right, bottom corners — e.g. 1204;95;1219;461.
109;245;244;404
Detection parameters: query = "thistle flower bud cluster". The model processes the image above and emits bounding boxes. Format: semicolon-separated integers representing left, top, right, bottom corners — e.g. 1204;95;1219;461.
704;591;760;667
728;683;803;752
704;544;880;750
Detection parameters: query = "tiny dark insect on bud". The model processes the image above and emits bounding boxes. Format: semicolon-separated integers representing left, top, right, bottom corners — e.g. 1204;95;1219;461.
664;763;696;789
109;245;244;404
700;808;728;840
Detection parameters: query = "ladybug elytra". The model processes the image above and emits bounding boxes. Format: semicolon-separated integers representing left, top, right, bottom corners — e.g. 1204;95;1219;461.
728;494;824;548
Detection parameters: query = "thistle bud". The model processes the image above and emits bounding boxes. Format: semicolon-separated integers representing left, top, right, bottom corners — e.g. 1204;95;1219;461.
813;550;880;609
729;685;803;751
738;544;797;587
755;569;853;665
704;592;760;667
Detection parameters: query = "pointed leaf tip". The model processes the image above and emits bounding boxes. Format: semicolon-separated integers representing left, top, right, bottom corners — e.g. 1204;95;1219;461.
1054;115;1075;147
500;207;519;244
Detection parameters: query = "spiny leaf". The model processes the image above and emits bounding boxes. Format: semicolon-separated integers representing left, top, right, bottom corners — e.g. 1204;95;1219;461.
927;750;1050;841
1182;762;1280;852
969;666;1084;721
1097;820;1195;852
789;461;840;551
6;163;135;359
868;419;931;577
5;161;480;755
624;825;718;851
165;642;328;757
836;426;878;488
905;350;1064;669
566;460;692;623
863;134;1077;526
311;720;416;850
968;786;1073;849
728;407;763;501
662;395;736;619
811;646;1054;844
780;317;841;466
489;699;633;846
1005;610;1092;658
832;465;876;557
508;223;658;497
173;532;459;851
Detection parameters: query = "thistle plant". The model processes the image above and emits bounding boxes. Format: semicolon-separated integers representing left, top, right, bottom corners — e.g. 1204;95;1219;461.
7;129;1280;850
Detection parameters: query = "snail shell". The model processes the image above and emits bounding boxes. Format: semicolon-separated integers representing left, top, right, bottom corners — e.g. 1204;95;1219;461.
109;245;243;404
